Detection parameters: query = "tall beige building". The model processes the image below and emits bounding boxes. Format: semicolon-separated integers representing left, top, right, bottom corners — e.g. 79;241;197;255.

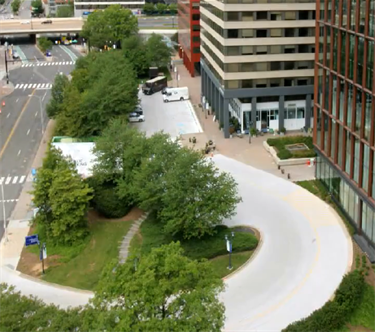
200;0;316;137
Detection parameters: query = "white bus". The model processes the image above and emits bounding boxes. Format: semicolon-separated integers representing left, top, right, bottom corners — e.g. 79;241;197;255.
163;87;189;102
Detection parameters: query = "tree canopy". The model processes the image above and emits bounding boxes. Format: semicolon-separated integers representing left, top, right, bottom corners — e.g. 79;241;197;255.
81;5;138;49
56;2;74;17
11;0;21;14
32;145;93;244
54;51;138;137
46;73;69;119
146;33;173;68
31;0;43;14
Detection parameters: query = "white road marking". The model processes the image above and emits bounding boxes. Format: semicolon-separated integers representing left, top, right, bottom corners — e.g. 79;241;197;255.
19;84;24;89
28;84;32;88
12;176;18;184
15;84;20;88
0;199;19;203
42;91;47;101
17;150;21;156
16;98;19;103
37;84;41;88
19;176;26;183
6;113;10;118
41;83;45;88
35;111;38;117
27;129;30;135
32;84;37;88
5;177;11;185
34;56;39;63
0;177;4;185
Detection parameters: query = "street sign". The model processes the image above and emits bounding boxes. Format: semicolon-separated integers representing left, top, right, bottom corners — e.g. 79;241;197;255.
40;243;47;260
25;234;39;247
31;168;36;176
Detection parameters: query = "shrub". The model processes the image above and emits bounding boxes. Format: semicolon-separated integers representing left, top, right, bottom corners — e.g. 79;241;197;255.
282;270;365;332
86;177;132;218
267;136;316;160
277;150;292;160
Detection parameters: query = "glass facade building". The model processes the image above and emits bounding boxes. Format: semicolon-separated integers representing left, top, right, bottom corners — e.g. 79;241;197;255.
314;0;375;250
178;0;201;77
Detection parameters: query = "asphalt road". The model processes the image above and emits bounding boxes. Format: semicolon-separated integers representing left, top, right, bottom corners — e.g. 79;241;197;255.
138;16;177;28
0;0;31;19
0;44;80;240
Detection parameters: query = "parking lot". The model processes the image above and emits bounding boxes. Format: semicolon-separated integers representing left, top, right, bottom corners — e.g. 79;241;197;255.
133;89;203;139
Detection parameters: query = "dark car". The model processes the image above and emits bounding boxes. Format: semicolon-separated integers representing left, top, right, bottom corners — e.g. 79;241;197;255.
42;20;53;24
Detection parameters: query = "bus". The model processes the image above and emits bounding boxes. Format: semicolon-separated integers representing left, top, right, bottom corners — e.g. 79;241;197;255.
142;76;167;95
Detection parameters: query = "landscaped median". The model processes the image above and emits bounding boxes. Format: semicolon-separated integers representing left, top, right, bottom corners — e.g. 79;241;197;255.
128;214;260;279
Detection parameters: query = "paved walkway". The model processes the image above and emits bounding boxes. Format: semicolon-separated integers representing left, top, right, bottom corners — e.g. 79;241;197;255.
173;62;315;182
119;212;149;264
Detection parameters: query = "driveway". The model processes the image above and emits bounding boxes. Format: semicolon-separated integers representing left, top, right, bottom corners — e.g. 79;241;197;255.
213;154;352;331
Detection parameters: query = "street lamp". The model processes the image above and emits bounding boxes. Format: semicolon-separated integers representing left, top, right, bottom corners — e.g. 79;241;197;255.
225;232;235;270
1;182;8;242
28;94;44;135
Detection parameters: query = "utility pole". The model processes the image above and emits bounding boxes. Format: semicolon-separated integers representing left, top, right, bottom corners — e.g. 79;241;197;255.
4;50;9;84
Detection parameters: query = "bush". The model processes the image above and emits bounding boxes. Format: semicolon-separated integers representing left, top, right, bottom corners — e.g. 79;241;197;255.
87;177;132;218
282;270;365;332
277;150;292;160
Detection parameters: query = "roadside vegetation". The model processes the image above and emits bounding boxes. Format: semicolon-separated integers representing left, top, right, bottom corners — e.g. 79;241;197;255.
142;3;177;15
37;37;53;54
10;0;20;14
267;136;316;160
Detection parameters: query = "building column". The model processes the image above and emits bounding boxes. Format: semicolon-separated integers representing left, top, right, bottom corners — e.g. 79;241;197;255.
216;88;220;118
223;98;230;138
251;97;257;128
279;95;285;130
305;94;312;128
213;86;218;115
201;69;206;102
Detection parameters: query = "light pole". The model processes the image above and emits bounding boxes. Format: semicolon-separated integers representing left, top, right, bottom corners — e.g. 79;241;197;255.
1;181;8;242
225;232;234;270
28;94;44;135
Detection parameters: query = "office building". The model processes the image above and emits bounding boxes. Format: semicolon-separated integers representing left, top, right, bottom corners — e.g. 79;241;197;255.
314;0;375;254
178;0;201;77
200;0;316;137
74;0;145;17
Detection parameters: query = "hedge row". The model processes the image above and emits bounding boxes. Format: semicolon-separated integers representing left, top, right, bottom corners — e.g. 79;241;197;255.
267;136;316;160
282;270;365;332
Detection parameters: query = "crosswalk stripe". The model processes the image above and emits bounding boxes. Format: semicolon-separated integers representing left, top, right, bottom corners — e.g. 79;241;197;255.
15;84;20;88
5;177;11;185
28;84;33;88
32;84;37;88
0;177;4;185
48;83;52;88
62;62;66;65
48;63;52;66
41;83;45;88
44;63;47;66
12;176;18;184
37;84;41;88
59;62;62;65
19;175;26;183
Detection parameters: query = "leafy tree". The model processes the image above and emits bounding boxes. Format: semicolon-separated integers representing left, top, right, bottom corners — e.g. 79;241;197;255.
55;51;138;137
86;242;225;331
0;0;5;5
81;5;138;49
38;37;52;53
142;2;154;15
146;33;172;68
168;3;177;15
56;2;74;17
133;133;182;212
160;151;241;239
46;74;70;119
32;146;93;244
31;0;43;14
122;35;150;76
156;2;167;14
93;119;149;204
11;0;21;14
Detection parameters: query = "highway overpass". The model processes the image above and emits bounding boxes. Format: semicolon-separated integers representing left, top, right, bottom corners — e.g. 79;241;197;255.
0;17;177;36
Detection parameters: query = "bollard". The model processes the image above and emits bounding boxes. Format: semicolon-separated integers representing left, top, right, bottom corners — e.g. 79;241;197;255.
287;173;291;179
278;165;280;170
281;169;285;174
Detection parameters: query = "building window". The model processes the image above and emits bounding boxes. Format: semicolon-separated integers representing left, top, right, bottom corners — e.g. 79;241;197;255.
227;12;239;21
242;46;254;55
362;202;375;243
330;119;336;159
242;29;254;38
270;62;281;71
256;11;267;20
338;124;343;167
297;107;305;118
366;40;374;90
347;83;353;127
270;12;281;21
285;11;296;20
364;94;371;142
353;138;360;183
192;25;200;31
256;29;267;37
362;144;370;192
355;90;362;135
255;45;267;55
193;47;200;53
192;36;200;42
228;29;239;38
242;12;253;21
192;14;200;21
270;29;282;37
285;28;295;37
345;130;351;175
270;45;281;54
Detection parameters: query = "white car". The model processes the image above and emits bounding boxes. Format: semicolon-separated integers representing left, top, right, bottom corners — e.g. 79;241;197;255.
129;113;145;123
21;21;30;24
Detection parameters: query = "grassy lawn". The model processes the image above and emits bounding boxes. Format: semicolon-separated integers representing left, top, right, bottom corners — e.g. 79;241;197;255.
267;136;316;160
31;220;133;290
296;179;355;235
338;283;375;331
129;216;258;278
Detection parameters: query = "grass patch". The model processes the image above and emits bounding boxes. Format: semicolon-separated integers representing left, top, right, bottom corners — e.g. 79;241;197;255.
296;179;356;236
337;284;375;332
267;136;316;160
129;216;258;278
38;220;133;290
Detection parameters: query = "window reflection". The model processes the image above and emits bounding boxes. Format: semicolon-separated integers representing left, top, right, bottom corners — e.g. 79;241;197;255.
362;144;370;192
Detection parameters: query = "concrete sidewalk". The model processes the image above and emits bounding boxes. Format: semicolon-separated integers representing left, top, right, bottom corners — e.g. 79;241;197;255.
173;60;315;182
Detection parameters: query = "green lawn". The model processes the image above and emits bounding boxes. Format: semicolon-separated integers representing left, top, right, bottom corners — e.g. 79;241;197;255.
129;216;258;278
338;283;375;331
296;180;355;235
39;220;133;290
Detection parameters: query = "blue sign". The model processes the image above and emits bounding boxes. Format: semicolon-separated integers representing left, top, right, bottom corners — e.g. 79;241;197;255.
46;51;51;57
31;168;36;176
25;234;39;247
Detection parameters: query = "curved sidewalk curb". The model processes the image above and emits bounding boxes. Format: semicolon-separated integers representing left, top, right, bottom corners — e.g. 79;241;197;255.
223;226;263;281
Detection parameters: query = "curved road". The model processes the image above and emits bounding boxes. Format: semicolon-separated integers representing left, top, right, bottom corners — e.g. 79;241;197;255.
0;154;352;331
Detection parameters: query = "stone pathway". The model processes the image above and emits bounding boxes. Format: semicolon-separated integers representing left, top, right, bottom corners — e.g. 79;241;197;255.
118;212;149;264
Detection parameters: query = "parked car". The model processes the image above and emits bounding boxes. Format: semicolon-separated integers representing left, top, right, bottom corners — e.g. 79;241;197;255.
42;20;53;24
129;113;145;123
21;21;30;24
